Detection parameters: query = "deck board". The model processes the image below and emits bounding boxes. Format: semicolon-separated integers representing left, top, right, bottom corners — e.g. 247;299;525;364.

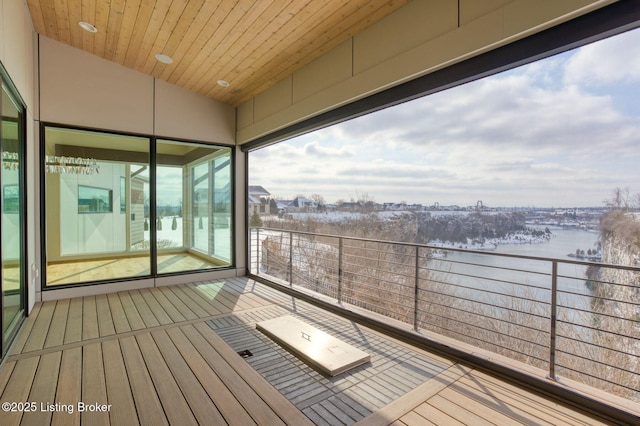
208;281;252;310
0;278;626;426
0;356;39;426
438;385;538;425
164;327;257;425
21;351;61;426
398;410;437;426
147;287;187;323
151;330;230;425
166;285;211;317
188;282;234;312
181;324;290;426
157;286;199;320
411;403;465;426
119;335;169;425
179;284;224;315
455;370;610;426
82;295;100;340
427;394;494;425
139;289;174;325
106;292;132;334
102;339;139;425
22;301;55;352
213;279;266;309
0;360;15;394
128;290;160;328
117;292;146;331
52;347;82;425
81;342;109;426
8;303;41;355
44;299;69;348
134;333;199;425
96;294;117;337
64;297;84;344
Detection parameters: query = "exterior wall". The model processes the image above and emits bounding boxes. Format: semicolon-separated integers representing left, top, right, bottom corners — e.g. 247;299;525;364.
234;147;247;277
155;79;235;144
0;0;36;115
237;0;618;144
1;0;37;313
39;35;154;134
39;36;236;144
37;35;241;302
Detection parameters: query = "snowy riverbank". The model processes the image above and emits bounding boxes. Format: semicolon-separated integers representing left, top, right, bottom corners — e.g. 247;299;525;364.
429;229;554;251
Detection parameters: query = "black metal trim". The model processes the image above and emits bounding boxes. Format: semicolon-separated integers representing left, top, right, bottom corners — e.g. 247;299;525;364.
244;148;250;274
241;0;640;152
149;136;158;277
38;123;47;292
0;63;29;356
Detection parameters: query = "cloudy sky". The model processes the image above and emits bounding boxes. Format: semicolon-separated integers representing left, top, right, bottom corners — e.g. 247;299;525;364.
249;28;640;208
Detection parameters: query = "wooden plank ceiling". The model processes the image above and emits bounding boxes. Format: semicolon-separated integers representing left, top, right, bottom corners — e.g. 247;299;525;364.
26;0;409;107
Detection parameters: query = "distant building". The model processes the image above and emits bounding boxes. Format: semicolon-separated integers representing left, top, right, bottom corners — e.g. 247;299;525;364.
248;185;272;216
277;196;318;214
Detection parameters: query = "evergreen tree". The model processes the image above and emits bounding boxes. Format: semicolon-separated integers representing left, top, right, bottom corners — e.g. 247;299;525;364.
250;210;263;227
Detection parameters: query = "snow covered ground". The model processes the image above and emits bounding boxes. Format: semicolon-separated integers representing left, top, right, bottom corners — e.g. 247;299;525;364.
143;217;231;260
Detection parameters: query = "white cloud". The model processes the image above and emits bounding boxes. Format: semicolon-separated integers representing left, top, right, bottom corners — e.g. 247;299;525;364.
564;29;640;86
249;28;640;207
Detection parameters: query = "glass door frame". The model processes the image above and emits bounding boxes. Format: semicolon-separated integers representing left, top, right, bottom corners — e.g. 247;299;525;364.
40;124;236;289
0;64;27;356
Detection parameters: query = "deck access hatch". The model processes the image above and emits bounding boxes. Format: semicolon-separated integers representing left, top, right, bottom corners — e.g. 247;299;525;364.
256;315;370;376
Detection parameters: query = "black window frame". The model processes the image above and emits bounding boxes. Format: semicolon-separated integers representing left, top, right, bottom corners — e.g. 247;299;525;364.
0;61;28;357
39;123;237;290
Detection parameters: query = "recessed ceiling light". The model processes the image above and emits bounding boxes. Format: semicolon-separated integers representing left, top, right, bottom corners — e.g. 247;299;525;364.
155;53;174;64
78;21;98;33
217;80;230;87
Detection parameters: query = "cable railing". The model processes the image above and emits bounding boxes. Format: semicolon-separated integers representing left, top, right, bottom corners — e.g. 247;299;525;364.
249;227;640;402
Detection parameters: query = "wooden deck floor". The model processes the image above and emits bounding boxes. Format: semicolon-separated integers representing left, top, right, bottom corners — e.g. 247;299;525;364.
0;278;618;425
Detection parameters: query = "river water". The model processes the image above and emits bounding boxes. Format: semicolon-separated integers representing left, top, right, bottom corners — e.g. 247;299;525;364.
493;227;600;259
425;227;601;318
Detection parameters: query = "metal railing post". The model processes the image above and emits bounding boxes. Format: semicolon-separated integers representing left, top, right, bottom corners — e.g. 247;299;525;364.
288;231;293;286
414;246;420;331
338;237;343;303
548;260;558;381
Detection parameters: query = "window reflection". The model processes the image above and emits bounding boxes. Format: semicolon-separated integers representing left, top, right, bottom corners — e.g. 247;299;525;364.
44;128;233;286
78;185;113;213
45;127;151;285
156;140;232;274
1;80;25;343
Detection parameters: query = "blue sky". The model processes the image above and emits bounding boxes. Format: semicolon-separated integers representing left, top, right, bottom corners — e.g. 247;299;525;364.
250;28;640;208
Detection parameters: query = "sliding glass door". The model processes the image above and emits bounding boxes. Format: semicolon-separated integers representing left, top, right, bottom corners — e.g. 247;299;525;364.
44;127;151;286
1;71;26;353
43;127;233;287
157;140;232;274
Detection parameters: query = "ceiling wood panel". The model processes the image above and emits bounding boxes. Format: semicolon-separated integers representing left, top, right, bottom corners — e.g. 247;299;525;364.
219;0;409;105
153;0;221;81
27;0;410;107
